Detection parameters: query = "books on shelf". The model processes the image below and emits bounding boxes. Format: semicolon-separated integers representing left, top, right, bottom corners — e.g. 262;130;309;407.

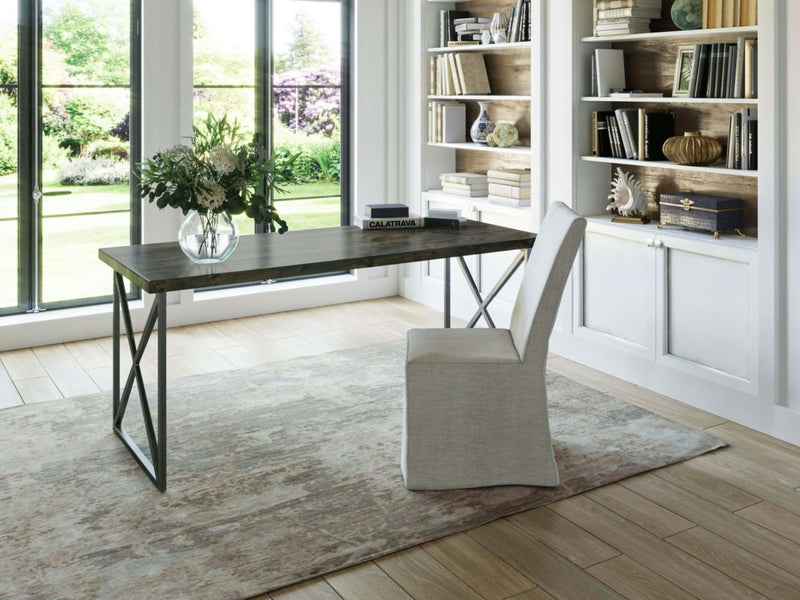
428;101;466;143
704;0;757;28
725;110;757;170
354;214;424;230
439;10;470;47
592;0;661;36
488;182;531;200
594;49;625;97
591;108;674;161
429;53;491;96
508;0;532;43
440;172;487;185
440;186;489;198
485;168;531;182
685;38;757;99
609;91;664;98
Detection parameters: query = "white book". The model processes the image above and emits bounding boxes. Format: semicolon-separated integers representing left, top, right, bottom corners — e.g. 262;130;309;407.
441;181;488;192
594;49;626;97
488;183;531;199
486;177;531;187
486;195;531;208
441;103;466;143
354;214;424;230
485;168;531;182
441;186;489;198
440;172;487;185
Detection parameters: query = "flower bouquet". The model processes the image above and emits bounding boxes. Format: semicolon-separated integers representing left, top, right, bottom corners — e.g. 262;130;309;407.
138;114;295;262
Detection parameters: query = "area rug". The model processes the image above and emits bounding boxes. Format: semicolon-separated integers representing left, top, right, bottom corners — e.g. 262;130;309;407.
0;340;725;600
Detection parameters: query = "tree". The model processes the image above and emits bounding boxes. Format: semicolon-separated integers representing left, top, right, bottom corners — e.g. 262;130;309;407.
274;9;331;74
43;0;128;84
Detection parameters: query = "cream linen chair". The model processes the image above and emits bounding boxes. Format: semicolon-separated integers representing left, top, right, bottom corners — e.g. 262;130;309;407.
401;201;586;490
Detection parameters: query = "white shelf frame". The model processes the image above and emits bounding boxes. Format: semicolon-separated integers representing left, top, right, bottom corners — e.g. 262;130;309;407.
427;41;533;54
580;156;759;177
581;96;758;105
429;94;532;101
581;25;758;43
429;142;532;155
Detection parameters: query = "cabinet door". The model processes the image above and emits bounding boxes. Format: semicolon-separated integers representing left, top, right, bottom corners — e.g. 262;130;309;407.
657;239;754;382
578;227;654;351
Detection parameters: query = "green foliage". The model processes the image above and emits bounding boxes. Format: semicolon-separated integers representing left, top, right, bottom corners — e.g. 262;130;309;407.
138;114;298;233
43;0;128;84
309;141;341;183
59;157;129;186
272;125;341;185
0;94;15;176
42;90;127;156
273;8;332;73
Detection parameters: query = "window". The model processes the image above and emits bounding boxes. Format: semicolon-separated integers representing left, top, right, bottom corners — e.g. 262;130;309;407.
193;0;350;239
0;0;141;315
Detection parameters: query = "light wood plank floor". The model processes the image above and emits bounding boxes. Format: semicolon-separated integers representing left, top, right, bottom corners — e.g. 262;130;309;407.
2;296;799;600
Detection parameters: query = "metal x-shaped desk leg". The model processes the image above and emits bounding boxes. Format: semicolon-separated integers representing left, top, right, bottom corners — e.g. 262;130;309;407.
112;272;168;491
443;249;528;328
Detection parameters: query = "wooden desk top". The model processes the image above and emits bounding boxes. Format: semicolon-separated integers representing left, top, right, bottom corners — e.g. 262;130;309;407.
99;223;536;293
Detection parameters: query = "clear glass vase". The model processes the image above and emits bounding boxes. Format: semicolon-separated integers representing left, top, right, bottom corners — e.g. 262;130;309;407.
178;210;239;264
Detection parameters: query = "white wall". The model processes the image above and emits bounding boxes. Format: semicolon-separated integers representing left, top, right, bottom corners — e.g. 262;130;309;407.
0;0;402;351
784;0;800;412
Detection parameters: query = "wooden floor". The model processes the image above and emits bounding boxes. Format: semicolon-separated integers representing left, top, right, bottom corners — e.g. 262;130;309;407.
2;296;799;600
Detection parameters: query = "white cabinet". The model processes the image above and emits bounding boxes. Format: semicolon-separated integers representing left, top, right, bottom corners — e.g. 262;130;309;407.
573;217;757;390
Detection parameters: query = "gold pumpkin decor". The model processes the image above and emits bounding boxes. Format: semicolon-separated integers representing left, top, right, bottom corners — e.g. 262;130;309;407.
662;131;722;166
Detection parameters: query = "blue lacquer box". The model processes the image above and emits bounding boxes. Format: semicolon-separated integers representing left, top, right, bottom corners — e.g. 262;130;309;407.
659;193;743;239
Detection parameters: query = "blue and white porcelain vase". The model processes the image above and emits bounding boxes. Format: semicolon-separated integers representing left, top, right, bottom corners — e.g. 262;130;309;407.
670;0;702;30
469;101;495;144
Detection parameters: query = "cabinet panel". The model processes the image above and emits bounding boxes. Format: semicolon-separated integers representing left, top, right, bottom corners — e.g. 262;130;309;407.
664;247;751;379
582;230;652;348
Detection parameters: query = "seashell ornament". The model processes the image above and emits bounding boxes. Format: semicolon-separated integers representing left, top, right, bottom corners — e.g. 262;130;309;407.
606;167;647;218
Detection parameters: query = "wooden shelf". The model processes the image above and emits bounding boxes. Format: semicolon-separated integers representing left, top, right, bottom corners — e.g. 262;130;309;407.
427;41;532;54
581;96;758;105
580;156;758;178
429;95;532;101
581;25;758;43
429;142;532;155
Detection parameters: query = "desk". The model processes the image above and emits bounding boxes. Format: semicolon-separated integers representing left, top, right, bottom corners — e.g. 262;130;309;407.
99;223;536;490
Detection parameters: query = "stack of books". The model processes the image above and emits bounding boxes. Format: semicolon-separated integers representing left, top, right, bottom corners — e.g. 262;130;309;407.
355;204;423;230
486;169;532;207
593;0;663;36
704;0;757;28
685;38;757;99
439;172;488;197
453;16;492;42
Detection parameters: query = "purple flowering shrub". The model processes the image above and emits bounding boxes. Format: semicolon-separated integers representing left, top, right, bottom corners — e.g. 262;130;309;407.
273;66;341;137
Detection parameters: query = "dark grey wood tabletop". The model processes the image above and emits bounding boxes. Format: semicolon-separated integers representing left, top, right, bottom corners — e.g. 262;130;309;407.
99;223;536;293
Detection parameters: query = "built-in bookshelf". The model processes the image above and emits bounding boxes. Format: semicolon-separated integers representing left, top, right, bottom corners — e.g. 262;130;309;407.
549;0;779;437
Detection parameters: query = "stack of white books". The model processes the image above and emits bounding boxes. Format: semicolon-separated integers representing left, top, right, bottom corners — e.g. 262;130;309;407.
594;0;662;36
486;168;531;207
439;172;488;197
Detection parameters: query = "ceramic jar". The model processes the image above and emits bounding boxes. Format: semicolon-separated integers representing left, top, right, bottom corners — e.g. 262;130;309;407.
469;102;495;144
662;131;722;166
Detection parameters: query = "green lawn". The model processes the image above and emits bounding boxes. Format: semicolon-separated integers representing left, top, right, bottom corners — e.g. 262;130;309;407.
0;175;342;309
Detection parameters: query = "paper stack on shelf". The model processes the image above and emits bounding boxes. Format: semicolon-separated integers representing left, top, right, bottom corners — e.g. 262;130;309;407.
439;172;489;197
486;168;531;207
593;0;662;36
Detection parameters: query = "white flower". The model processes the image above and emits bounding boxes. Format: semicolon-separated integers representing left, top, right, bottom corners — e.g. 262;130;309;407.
196;180;226;211
166;144;193;165
209;145;236;175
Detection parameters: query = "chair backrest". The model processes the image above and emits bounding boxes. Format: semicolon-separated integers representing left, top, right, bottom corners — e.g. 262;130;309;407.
508;201;586;363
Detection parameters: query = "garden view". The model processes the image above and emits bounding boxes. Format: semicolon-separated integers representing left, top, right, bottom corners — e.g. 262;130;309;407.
0;0;343;312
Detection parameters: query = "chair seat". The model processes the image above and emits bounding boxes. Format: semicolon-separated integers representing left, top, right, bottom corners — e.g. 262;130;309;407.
407;328;521;365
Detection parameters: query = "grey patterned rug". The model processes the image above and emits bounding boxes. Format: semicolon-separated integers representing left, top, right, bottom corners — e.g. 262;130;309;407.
1;340;725;600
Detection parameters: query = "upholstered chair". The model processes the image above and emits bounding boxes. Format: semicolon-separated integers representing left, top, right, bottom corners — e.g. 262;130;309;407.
401;201;586;490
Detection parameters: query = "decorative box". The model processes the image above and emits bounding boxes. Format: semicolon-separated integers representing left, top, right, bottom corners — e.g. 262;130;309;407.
659;193;743;239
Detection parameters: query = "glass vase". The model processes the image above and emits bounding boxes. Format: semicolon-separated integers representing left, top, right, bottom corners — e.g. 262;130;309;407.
469;101;495;145
178;210;239;264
